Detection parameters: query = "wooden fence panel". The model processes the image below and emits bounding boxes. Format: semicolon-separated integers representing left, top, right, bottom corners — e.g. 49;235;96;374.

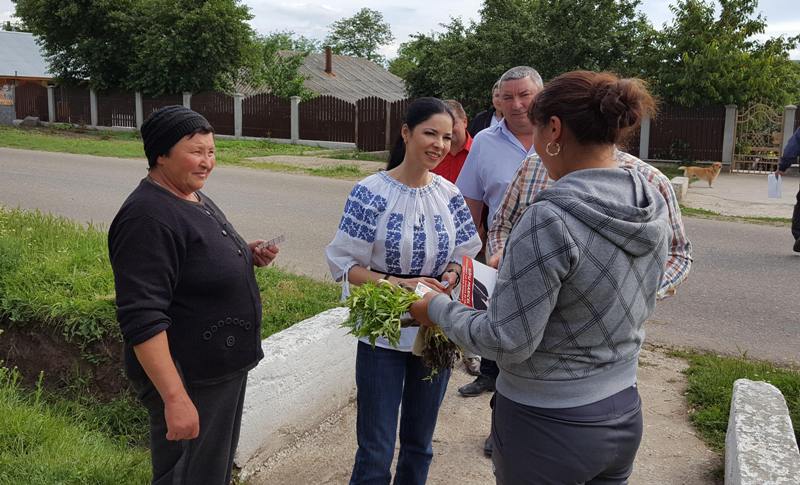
54;85;90;125
97;90;136;128
14;82;48;121
387;98;411;148
191;92;234;135
242;93;290;139
357;97;387;151
299;95;355;142
648;105;726;161
142;94;182;120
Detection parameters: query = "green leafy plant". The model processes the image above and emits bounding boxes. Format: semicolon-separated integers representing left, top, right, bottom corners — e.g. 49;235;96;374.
419;326;461;381
344;281;419;347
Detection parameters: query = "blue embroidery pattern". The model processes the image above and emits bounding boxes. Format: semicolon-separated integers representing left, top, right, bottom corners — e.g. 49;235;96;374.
410;213;426;275
338;184;387;244
448;194;478;246
434;215;449;270
384;213;403;274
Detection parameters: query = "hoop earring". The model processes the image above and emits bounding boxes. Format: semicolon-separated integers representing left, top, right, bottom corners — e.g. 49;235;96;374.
545;141;561;156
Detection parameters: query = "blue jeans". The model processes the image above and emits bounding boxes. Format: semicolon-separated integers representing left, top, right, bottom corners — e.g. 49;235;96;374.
350;341;451;485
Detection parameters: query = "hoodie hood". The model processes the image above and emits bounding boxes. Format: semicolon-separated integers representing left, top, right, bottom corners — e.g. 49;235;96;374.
535;167;669;257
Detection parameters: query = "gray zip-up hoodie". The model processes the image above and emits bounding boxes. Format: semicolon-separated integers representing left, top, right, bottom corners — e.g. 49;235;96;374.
429;167;671;408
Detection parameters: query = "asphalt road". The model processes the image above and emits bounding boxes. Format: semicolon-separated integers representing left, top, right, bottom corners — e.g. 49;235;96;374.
0;148;797;365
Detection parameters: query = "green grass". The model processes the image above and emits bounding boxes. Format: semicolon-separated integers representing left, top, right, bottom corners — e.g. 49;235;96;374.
672;350;800;452
319;149;388;163
680;206;792;226
0;125;315;164
0;366;150;484
0;207;340;347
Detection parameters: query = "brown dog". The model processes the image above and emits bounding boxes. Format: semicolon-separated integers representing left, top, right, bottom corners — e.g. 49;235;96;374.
678;162;723;187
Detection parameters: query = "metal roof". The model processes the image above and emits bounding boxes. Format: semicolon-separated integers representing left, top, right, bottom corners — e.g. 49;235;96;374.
298;52;407;103
0;31;51;79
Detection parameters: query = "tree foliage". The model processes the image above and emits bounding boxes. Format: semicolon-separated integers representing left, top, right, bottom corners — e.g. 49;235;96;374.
13;0;256;96
646;0;800;106
247;32;315;100
400;0;654;115
325;8;394;64
398;0;800;113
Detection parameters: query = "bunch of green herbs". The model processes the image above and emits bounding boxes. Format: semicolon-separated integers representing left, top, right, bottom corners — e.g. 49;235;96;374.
344;281;419;347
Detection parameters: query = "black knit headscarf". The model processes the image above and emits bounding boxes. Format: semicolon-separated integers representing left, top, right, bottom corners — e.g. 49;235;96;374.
141;105;213;168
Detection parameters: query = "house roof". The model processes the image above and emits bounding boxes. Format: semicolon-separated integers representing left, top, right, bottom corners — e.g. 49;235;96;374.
298;52;406;103
0;31;51;79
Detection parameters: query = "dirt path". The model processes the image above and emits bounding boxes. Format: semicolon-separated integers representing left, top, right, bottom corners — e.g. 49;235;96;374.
246;346;720;484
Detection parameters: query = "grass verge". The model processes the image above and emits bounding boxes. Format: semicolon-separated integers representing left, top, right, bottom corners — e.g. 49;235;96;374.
0;365;150;484
0;126;381;180
0;206;340;348
671;350;800;452
680;206;792;226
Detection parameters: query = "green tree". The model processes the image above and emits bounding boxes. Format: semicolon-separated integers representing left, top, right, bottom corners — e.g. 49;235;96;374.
247;32;315;100
646;0;800;106
325;8;394;64
14;0;256;95
401;0;655;115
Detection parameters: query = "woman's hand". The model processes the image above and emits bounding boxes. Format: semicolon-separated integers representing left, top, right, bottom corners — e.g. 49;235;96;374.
250;241;279;267
392;276;447;293
409;292;438;327
164;392;200;441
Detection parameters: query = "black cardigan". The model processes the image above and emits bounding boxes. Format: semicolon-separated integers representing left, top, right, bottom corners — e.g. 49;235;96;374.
108;179;264;386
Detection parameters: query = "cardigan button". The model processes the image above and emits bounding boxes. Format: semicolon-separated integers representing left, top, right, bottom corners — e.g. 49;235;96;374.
202;331;212;341
222;230;228;237
226;336;236;348
237;249;243;256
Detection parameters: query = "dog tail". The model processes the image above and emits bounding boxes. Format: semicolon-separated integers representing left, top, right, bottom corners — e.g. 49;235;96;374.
678;166;687;176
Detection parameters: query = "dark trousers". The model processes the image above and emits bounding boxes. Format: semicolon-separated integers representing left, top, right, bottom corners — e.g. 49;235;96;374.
491;389;643;485
133;372;248;485
792;185;800;240
350;342;450;485
480;357;499;380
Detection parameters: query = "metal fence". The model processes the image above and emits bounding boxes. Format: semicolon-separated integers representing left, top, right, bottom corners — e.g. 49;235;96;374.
649;105;726;161
97;90;135;128
12;84;740;160
299;95;355;143
14;82;48;121
242;93;290;139
192;91;234;136
357;96;388;152
54;85;91;125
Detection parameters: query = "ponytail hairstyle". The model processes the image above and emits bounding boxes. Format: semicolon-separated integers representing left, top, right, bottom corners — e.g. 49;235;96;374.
387;97;455;170
528;70;656;147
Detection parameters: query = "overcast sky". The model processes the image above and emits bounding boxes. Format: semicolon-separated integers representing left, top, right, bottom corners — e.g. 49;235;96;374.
1;0;798;59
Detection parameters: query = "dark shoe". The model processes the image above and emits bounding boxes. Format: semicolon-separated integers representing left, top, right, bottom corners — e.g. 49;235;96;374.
457;375;495;397
483;435;493;458
794;238;800;253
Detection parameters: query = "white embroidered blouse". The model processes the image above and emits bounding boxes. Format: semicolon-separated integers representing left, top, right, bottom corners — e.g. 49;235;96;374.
326;171;482;351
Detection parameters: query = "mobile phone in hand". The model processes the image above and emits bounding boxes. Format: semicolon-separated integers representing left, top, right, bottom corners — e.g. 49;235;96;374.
257;234;285;250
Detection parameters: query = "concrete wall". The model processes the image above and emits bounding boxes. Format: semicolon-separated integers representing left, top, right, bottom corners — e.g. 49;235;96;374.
725;379;800;484
235;307;356;474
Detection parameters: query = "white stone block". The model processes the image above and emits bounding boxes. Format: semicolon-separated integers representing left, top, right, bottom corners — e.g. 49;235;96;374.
235;306;356;472
725;379;800;485
671;176;689;202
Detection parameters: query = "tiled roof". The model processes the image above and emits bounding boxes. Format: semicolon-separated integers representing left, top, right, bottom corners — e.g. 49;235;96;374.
0;31;51;79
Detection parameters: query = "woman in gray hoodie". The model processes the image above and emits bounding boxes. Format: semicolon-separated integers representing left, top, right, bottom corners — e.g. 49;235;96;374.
411;71;671;485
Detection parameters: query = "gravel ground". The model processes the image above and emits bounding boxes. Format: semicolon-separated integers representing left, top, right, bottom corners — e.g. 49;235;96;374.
246;345;721;485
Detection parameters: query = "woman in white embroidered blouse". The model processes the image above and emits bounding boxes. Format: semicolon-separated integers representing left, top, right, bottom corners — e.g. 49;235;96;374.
326;98;481;484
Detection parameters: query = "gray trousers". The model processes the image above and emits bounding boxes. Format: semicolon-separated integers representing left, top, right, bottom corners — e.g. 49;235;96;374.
133;372;248;485
492;389;642;485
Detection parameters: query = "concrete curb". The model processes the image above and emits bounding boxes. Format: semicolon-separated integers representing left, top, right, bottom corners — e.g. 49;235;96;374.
725;379;800;484
234;307;355;472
